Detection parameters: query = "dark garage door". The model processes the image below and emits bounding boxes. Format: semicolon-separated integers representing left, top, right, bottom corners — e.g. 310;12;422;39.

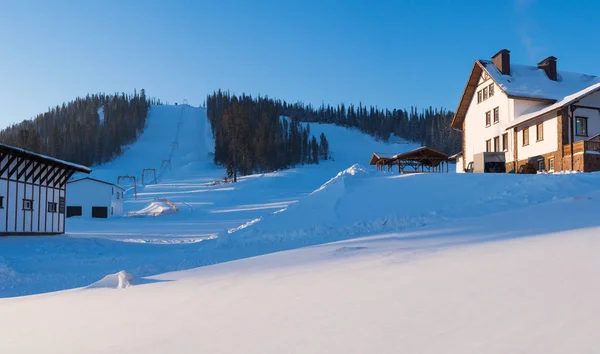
91;206;108;218
66;206;82;218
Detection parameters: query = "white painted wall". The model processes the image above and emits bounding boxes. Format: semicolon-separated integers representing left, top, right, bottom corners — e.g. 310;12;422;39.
455;155;464;173
0;154;67;234
463;73;511;167
510;99;544;121
66;179;124;218
515;113;558;160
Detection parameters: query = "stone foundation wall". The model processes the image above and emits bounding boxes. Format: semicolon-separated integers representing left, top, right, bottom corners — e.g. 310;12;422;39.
584;154;600;172
513;151;560;173
561;154;585;172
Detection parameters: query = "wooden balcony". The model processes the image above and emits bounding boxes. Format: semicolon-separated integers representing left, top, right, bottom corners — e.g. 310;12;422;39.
563;140;600;156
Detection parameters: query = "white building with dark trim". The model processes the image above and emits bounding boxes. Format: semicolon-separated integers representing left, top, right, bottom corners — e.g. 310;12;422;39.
0;143;91;235
66;177;125;218
452;49;600;173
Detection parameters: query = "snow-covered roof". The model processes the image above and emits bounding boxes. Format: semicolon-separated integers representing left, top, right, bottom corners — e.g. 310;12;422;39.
448;152;463;160
67;177;124;189
452;58;600;131
479;60;600;101
0;143;91;173
506;81;600;130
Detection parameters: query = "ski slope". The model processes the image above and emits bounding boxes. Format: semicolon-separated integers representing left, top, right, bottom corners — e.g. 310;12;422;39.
67;104;413;244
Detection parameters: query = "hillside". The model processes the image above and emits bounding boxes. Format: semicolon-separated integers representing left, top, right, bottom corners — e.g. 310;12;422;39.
0;92;152;167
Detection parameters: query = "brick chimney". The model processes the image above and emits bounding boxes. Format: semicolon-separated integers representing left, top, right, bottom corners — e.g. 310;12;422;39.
492;49;511;75
538;56;558;81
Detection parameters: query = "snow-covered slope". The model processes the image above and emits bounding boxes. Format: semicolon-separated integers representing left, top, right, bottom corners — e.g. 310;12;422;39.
2;103;600;352
66;105;414;244
1;185;600;354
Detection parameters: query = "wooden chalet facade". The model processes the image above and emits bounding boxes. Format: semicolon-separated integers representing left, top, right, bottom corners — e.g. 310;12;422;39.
0;144;91;235
451;49;600;173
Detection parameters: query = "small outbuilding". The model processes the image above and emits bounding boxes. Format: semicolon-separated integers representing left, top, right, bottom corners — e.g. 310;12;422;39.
66;177;125;218
448;152;464;173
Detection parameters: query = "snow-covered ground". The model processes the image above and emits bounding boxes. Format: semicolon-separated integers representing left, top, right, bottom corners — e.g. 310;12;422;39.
1;104;600;353
2;187;600;353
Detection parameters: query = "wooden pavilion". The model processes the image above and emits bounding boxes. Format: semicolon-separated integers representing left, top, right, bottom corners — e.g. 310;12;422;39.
370;147;450;174
369;153;396;171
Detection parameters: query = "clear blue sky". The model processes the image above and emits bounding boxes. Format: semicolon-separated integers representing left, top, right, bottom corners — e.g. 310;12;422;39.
1;0;599;128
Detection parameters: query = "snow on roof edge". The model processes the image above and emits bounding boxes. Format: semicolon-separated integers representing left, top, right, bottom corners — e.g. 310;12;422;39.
67;177;124;189
506;81;600;130
0;143;91;173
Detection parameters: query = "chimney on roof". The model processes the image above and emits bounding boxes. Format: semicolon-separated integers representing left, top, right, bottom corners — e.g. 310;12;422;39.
538;56;558;81
492;49;511;75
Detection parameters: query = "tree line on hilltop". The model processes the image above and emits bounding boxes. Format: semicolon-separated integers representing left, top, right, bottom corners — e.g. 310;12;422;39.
207;91;330;181
278;101;461;154
207;90;462;177
0;90;155;167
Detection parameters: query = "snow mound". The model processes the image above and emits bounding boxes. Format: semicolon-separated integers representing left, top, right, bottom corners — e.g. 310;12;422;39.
127;198;178;217
88;271;136;289
224;165;370;245
311;164;369;195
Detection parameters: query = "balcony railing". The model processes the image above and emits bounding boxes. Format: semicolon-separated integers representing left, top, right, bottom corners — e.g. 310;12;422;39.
563;140;600;156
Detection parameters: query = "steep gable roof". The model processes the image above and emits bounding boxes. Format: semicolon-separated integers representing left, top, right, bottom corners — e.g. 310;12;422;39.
451;58;600;131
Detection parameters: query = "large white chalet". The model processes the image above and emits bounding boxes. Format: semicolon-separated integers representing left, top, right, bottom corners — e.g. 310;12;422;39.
452;49;600;173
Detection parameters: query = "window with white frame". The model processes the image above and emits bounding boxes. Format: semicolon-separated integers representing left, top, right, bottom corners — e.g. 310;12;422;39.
548;158;555;172
488;84;494;97
485;111;491;127
493;107;499;124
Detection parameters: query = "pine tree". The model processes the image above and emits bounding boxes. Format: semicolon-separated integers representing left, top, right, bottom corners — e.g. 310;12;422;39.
311;136;319;164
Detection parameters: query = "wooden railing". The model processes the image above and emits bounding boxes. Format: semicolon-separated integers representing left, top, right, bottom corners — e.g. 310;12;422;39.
563;140;600;156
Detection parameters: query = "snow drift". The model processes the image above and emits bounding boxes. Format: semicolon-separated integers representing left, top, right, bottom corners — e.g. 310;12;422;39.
87;271;136;289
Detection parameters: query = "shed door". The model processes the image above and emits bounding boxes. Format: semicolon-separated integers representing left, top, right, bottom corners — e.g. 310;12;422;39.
66;206;82;218
91;206;108;218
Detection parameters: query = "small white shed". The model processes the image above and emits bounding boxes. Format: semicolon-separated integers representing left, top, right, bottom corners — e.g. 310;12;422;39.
448;152;464;173
66;177;125;218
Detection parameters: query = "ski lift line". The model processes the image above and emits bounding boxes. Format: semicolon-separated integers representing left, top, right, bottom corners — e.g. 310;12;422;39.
154;106;185;184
